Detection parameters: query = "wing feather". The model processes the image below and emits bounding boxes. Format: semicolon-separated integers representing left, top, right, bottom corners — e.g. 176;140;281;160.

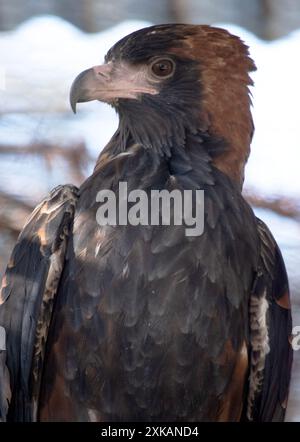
0;184;78;421
246;217;293;421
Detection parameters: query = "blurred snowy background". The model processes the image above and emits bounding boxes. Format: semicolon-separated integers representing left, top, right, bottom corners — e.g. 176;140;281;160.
0;0;299;421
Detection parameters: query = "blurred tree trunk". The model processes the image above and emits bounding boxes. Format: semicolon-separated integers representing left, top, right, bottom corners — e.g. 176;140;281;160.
261;0;274;39
167;0;187;22
81;0;97;33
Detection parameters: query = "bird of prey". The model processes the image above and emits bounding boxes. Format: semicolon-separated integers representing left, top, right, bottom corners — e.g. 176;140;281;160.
0;24;292;422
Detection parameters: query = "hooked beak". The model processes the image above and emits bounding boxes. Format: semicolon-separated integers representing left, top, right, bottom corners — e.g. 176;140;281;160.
70;62;158;113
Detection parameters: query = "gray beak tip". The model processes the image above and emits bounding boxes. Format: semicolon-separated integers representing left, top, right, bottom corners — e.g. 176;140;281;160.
70;88;78;114
70;101;77;114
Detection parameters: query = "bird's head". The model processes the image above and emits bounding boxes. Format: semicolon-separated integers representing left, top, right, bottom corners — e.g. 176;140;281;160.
70;24;256;184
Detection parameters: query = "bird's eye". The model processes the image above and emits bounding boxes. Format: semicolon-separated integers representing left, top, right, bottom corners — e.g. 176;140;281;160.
150;58;175;78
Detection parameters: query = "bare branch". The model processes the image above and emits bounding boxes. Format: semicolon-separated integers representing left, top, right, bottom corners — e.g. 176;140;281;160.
244;190;300;221
0;141;93;183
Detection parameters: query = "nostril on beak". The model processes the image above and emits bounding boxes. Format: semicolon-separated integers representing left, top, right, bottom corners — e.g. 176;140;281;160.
93;64;111;80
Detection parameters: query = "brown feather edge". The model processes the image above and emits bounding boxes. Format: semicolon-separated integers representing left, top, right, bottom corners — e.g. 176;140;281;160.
29;185;78;420
247;218;292;420
247;290;270;420
0;185;78;421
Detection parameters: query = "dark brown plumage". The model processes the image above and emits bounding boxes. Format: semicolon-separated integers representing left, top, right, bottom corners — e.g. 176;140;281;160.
0;24;292;422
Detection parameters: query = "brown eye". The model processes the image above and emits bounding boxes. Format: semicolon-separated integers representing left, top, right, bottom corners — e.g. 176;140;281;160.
151;58;175;78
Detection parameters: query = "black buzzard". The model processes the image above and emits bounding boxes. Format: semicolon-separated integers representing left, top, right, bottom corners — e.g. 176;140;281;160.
0;24;292;421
